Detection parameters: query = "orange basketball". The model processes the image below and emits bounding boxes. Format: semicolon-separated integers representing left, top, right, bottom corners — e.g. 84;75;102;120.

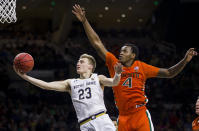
14;53;34;73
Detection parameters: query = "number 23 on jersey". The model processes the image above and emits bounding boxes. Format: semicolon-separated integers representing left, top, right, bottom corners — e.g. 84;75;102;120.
78;87;92;100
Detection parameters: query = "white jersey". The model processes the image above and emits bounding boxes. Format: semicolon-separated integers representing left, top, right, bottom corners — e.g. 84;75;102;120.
70;73;107;122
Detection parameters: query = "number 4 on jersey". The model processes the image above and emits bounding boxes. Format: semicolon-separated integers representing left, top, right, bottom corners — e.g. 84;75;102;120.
122;77;132;88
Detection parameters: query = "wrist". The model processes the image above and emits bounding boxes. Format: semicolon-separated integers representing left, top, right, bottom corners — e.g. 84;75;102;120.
115;73;121;77
20;73;27;79
82;18;87;24
183;57;189;63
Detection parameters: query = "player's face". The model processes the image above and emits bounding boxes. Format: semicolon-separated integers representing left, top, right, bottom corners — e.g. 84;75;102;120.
76;58;92;74
119;46;135;64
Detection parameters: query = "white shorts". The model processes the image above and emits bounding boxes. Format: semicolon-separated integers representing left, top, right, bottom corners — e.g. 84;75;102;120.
80;114;116;131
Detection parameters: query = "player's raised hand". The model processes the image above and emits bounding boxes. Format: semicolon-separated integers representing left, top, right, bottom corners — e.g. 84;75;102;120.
114;63;123;75
184;48;197;63
72;4;86;23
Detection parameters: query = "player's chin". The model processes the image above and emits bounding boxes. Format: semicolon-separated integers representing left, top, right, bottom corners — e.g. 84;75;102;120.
118;59;124;64
76;70;81;74
118;58;122;62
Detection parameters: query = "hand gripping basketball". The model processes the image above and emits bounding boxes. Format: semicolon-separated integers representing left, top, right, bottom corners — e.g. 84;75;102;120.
13;53;34;73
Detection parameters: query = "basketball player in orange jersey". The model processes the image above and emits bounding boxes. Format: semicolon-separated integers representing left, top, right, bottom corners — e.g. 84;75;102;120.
72;4;198;131
192;97;199;131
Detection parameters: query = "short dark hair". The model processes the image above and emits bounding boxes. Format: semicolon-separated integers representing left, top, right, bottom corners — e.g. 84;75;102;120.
124;43;139;60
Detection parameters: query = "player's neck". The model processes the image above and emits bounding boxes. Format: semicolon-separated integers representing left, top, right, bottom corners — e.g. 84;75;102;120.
80;72;92;79
123;59;135;67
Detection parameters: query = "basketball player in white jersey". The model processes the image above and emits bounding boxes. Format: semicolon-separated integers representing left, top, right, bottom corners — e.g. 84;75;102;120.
13;54;123;131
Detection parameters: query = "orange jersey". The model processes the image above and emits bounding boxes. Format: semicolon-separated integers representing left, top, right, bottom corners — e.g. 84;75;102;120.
106;52;160;114
192;116;199;131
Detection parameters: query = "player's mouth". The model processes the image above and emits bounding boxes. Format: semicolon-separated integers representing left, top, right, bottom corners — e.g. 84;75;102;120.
77;66;80;70
119;55;123;60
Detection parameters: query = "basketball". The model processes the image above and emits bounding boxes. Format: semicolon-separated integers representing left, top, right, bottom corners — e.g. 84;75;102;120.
14;53;34;73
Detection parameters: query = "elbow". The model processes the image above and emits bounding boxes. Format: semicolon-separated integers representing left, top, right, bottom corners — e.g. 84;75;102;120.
167;75;175;79
158;68;176;78
42;82;52;90
40;85;49;90
94;35;100;41
170;74;176;78
94;39;102;46
92;35;101;45
167;70;175;79
169;74;177;78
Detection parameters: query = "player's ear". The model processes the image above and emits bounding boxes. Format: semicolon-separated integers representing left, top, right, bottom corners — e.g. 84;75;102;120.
88;64;93;71
131;53;135;59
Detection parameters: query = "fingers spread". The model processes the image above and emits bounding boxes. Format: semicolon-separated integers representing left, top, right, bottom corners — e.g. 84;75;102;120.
73;6;79;12
72;10;76;15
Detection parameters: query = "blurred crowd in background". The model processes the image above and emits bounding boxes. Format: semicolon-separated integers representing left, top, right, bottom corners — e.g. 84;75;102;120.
0;24;198;131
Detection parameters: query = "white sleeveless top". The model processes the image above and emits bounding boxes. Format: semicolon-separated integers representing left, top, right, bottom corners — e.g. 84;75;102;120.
70;73;107;122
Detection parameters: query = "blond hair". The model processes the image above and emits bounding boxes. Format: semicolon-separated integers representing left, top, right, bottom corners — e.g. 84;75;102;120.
80;54;96;72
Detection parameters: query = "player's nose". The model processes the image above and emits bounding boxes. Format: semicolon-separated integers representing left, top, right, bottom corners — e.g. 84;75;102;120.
77;62;80;66
120;51;124;55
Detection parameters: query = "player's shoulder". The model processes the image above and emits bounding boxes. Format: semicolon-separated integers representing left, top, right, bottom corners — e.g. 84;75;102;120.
62;79;72;85
135;60;150;66
67;78;79;84
192;116;199;130
65;79;72;82
107;51;114;56
132;60;150;71
98;74;106;78
135;60;144;64
64;78;76;81
132;60;144;67
107;52;118;60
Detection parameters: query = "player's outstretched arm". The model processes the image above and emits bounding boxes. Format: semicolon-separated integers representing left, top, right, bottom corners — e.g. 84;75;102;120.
157;48;197;78
99;63;123;87
72;4;108;61
13;66;70;92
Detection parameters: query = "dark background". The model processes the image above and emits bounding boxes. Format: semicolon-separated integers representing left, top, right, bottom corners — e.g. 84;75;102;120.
0;0;199;130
